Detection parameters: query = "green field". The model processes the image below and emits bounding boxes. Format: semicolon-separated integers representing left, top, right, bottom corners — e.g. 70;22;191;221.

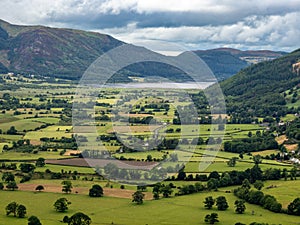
262;180;300;208
0;151;68;160
24;125;72;141
0;118;44;132
0;187;299;225
0;76;299;225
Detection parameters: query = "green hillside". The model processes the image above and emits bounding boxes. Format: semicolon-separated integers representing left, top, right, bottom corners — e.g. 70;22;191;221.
220;48;300;117
0;19;286;81
0;19;124;79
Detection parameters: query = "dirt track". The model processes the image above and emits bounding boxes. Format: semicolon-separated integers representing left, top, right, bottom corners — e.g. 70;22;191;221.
18;183;153;200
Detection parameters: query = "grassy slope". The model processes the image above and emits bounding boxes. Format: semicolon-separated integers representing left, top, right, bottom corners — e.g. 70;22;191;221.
0;188;299;225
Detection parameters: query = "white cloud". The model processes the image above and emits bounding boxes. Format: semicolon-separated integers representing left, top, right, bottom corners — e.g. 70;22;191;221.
0;0;299;51
97;12;300;51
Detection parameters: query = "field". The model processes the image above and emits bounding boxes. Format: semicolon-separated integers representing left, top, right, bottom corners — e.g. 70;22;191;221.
262;180;300;208
0;75;299;225
0;187;299;225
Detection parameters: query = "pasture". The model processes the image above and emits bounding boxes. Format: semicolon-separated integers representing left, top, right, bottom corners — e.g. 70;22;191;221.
0;187;299;225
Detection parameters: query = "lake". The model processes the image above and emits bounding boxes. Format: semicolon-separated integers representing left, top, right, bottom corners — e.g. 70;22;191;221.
101;82;215;89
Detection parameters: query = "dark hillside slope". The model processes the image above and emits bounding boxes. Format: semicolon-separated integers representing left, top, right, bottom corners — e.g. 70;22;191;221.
0;19;124;79
219;49;300;117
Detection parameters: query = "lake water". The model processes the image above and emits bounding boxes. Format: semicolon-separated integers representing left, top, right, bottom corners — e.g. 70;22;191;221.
102;82;215;89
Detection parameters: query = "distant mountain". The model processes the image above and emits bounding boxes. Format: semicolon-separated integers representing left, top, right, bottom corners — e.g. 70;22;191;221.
193;48;286;80
0;19;124;79
218;48;300;117
0;19;288;81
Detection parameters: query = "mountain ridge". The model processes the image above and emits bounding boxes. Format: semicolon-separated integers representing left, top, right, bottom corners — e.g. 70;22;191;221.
0;19;124;79
0;19;289;81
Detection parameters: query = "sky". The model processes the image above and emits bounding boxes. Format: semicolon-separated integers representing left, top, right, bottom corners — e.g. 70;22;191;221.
0;0;300;55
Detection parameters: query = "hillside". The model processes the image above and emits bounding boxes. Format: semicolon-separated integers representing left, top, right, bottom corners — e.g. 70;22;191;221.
0;20;287;81
194;48;286;80
0;19;124;79
219;48;300;117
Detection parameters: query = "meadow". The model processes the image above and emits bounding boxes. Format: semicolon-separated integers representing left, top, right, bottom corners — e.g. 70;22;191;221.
0;75;299;225
0;186;299;225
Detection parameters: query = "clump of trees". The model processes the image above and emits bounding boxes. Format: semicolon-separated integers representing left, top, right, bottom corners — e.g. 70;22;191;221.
35;157;45;167
28;215;42;225
234;180;282;213
234;200;246;214
2;172;18;190
204;213;219;224
89;184;103;197
61;180;73;193
223;132;278;153
54;198;71;212
20;163;36;173
203;196;229;211
204;196;215;209
63;212;91;225
132;191;145;204
151;183;174;199
287;197;300;216
5;202;26;218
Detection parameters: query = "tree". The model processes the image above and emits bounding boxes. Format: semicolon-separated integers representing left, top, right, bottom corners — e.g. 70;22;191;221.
137;185;147;192
241;179;251;189
2;172;15;183
287;198;300;215
247;190;264;205
28;216;42;225
28;215;42;225
282;168;288;181
68;212;91;225
250;165;263;182
253;155;262;165
146;154;152;161
6;202;18;217
208;171;220;180
54;198;71;212
234;200;246;214
0;182;4;190
153;192;159;200
63;216;70;223
290;166;297;180
62;180;73;194
161;185;173;198
35;158;45;167
16;204;27;218
20;163;36;173
177;170;186;180
216;196;229;211
248;131;252;137
132;191;145;204
207;178;219;191
6;181;18;191
279;145;287;161
204;213;219;224
227;157;238;167
253;180;264;190
7;126;17;135
35;185;44;192
204;196;215;209
89;184;103;197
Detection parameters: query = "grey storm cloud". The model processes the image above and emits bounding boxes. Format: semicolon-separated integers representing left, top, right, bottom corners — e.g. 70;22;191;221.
0;0;300;51
29;1;300;30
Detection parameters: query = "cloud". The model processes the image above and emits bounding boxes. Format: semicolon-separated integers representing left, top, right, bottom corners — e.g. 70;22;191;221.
97;12;300;52
0;0;299;51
